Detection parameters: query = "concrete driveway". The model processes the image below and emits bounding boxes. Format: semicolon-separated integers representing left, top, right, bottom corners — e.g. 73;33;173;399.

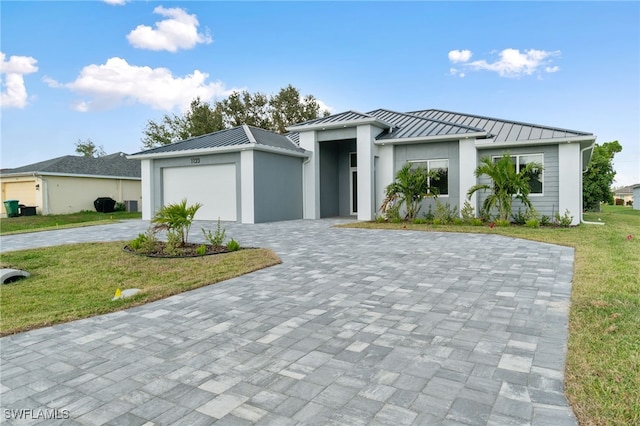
0;219;577;425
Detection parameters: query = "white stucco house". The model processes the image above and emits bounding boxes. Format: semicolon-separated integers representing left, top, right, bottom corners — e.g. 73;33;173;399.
130;108;596;226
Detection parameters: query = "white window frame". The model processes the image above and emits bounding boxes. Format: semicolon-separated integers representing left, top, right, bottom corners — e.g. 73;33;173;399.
408;159;449;197
491;153;544;196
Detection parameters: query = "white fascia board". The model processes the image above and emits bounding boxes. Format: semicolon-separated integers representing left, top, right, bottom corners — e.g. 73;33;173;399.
475;135;596;150
286;117;393;132
128;144;310;160
374;132;488;145
0;171;140;180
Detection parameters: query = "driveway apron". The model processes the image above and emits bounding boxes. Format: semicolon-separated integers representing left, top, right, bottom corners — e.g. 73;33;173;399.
0;220;577;425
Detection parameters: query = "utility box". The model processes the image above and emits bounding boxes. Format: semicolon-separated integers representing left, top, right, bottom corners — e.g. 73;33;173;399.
124;200;138;212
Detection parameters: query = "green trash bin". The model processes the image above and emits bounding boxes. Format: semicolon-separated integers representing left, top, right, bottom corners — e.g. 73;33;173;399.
4;200;19;217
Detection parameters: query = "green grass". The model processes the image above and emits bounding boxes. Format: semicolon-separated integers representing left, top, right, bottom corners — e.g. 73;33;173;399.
0;243;281;336
340;205;639;425
0;211;142;235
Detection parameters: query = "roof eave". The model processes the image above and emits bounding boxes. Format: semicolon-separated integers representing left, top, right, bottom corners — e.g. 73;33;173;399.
0;171;140;180
128;144;309;160
475;135;596;149
375;132;489;145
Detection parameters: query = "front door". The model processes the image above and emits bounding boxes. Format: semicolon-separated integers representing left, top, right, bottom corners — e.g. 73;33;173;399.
350;152;357;214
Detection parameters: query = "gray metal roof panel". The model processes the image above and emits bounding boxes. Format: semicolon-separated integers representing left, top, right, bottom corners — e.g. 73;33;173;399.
1;153;141;178
247;126;305;152
409;109;593;142
368;109;486;140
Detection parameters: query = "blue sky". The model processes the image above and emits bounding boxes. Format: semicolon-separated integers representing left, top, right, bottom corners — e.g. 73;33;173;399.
2;1;639;186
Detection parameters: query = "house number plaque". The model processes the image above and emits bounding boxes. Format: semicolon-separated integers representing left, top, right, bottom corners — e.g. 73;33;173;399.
191;157;200;164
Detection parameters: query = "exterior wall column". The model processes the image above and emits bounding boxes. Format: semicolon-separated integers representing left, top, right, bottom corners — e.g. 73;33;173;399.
299;131;320;219
141;159;153;220
558;143;581;225
356;124;376;221
240;150;255;224
375;144;394;217
459;138;477;215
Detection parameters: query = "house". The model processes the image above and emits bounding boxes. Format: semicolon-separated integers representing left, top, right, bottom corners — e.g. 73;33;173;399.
0;153;141;216
613;186;634;206
633;184;640;210
131;109;596;226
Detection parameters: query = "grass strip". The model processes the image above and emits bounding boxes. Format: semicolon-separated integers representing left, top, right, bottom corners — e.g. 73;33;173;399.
0;242;281;336
0;211;142;235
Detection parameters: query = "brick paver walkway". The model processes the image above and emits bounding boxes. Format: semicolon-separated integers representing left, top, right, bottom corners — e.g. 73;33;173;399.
0;220;577;425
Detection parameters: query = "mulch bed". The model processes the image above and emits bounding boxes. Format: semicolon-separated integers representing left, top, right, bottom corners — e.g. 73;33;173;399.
123;242;231;258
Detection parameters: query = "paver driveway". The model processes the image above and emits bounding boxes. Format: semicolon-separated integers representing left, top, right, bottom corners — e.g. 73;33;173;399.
0;219;577;425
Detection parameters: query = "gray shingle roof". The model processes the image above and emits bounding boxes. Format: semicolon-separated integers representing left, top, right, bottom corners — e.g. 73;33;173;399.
409;109;593;142
1;153;140;178
368;109;487;140
132;125;304;156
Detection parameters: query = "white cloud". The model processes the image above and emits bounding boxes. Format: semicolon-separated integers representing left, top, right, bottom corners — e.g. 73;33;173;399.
44;57;235;112
466;48;561;78
103;0;128;5
0;52;38;109
448;49;472;63
127;6;212;52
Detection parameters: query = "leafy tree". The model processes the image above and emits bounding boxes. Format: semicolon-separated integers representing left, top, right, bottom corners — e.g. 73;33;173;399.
269;84;329;133
75;138;106;157
380;163;438;220
141;97;222;149
140;85;330;149
583;140;622;211
467;153;543;222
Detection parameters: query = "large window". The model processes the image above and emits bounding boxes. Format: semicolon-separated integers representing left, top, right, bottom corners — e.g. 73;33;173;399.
409;159;449;195
492;154;543;194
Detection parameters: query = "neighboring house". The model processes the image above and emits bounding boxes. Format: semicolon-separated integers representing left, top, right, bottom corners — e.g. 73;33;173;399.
633;184;640;210
613;186;634;205
131;109;596;226
0;153;141;216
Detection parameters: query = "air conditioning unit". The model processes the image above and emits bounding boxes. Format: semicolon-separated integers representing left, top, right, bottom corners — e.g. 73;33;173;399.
124;200;138;212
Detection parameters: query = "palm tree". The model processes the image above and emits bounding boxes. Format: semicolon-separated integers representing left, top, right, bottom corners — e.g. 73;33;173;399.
381;163;438;220
467;154;543;222
152;199;202;245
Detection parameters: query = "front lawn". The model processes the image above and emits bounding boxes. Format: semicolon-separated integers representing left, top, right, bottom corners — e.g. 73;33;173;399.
0;210;142;235
0;243;281;336
340;205;639;425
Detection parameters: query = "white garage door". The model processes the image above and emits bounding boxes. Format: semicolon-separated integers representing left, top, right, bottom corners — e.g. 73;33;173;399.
162;164;237;221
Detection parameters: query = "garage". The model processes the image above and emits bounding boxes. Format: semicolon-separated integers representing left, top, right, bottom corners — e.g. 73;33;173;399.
162;164;237;221
1;180;38;214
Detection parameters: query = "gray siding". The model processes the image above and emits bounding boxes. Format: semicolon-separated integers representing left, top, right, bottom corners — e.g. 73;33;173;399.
393;141;460;216
152;152;241;219
475;145;559;219
320;140;356;218
253;151;303;223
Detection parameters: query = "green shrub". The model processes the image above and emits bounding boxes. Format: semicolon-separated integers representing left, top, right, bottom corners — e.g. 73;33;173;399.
471;218;484;226
540;215;552;226
433;200;457;224
383;201;401;222
525;218;540;228
227;239;240;251
495;219;510;227
196;244;207;256
423;205;434;221
555;209;574;227
114;202;126;212
164;229;183;256
511;209;527;225
128;229;158;254
202;219;226;247
412;218;427;224
460;200;476;223
452;217;463;225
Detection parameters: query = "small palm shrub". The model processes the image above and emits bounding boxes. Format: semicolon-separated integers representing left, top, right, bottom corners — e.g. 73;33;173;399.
152;199;202;246
381;164;438;220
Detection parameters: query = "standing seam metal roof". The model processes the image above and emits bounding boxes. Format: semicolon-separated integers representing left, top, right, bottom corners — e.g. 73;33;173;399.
131;126;304;155
286;111;378;128
367;109;488;140
409;109;593;142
